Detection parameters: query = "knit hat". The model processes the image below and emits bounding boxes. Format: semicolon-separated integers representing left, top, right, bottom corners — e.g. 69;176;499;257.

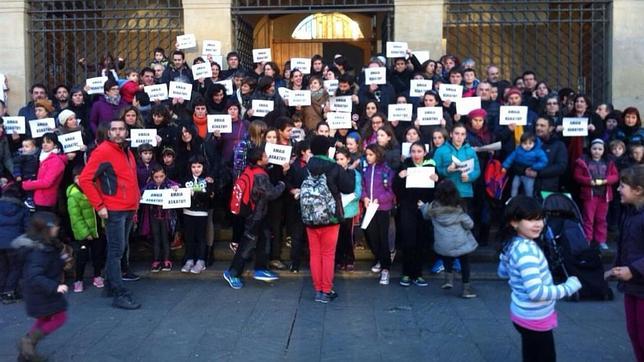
57;109;76;126
504;87;522;101
162;147;176;156
591;138;604;146
468;108;487;119
34;99;54;113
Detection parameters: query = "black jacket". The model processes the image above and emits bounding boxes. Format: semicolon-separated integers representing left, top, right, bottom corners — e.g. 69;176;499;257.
250;167;285;221
535;135;568;193
306;155;355;224
616;205;644;298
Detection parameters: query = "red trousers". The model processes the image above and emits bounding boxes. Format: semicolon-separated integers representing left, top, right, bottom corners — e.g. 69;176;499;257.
581;196;609;244
306;224;340;293
31;310;67;335
625;294;644;362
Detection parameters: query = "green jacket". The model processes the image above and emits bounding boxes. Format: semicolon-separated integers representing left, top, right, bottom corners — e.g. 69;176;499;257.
66;184;98;241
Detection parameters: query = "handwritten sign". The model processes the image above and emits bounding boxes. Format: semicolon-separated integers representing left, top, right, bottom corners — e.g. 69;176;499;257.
410;79;433;97
364;67;387;85
251;100;274;117
141;189;164;206
59;131;84;153
290;58;311;74
278;87;291;102
562;117;589;137
289;90;311;107
452;155;475;175
402;143;429;158
192;62;212;80
406;167;435;188
202;54;223;68
388;104;413;121
162;188;191;209
413;50;431;64
499;106;528;126
327;112;352;129
2;116;26;134
28;118;55;138
207;114;232;133
168;81;192;100
144;84;168;101
439;84;463;102
216;79;234;96
324;80;338;94
130;129;158;148
265;143;292;165
252;48;272;63
416;107;443;126
202;40;222;56
329;96;352;113
456;97;481;116
86;76;108;95
176;34;197;49
386;41;408;58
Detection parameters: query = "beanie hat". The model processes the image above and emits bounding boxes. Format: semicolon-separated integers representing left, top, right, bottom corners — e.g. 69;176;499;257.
310;135;331;156
504;87;522;101
162;147;176;156
57;109;76;126
591;138;604;146
468;108;487;119
34;99;54;113
137;143;154;153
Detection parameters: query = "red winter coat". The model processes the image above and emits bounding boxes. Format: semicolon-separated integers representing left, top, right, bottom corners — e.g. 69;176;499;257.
22;152;67;207
573;156;619;202
79;140;140;211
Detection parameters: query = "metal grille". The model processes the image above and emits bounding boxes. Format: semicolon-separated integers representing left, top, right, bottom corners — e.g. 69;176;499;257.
28;0;184;90
233;16;255;71
444;0;611;104
232;0;394;14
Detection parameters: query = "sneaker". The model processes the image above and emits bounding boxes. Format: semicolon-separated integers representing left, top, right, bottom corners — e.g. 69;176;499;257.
413;277;428;287
400;275;412;287
390;250;397;263
285;236;292;248
73;281;84;293
371;262;382;273
453;258;462;273
345;264;355;272
23;198;35;210
190;260;206;274
599;243;609;251
315;291;330;304
112;293;141;310
92;276;105;288
326;290;338;300
379;269;390;285
461;283;478;299
269;259;287;270
431;259;445;274
223;270;243;289
162;260;172;272
151;261;162;273
121;272;140;281
289;264;300;273
181;259;194;273
253;269;279;282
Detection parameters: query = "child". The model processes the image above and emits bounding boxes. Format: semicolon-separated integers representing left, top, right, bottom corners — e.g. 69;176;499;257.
150;47;169;68
181;155;215;274
21;133;67;212
335;148;362;271
136;143;158;191
12;138;39;209
630;144;644;166
605;165;644;361
345;131;362;170
67;165;104;292
573;139;619;250
224;146;286;289
608;140;629;231
120;68;141;104
0;183;30;304
12;212;73;361
502;132;548;197
161;147;179;183
362;144;395;285
290;114;306;144
498;196;582;362
143;165;178;272
422;180;477;296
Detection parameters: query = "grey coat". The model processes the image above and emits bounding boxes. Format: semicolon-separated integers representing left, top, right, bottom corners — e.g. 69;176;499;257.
421;201;478;257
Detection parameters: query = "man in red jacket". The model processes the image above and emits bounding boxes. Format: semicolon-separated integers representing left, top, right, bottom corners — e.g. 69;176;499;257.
79;119;141;310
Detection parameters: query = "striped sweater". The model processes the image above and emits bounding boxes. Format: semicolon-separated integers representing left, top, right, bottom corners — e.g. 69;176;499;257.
498;237;579;320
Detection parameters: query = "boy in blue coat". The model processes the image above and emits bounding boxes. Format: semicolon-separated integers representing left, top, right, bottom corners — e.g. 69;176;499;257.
502;132;548;197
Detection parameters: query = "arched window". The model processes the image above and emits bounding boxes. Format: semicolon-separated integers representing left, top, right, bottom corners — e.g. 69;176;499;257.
292;13;364;40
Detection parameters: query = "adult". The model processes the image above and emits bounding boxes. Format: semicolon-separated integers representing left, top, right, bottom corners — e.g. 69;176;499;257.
521;70;539;111
89;79;127;136
559;94;604;171
0;120;14;178
18;84;48;122
485;64;510;102
390;51;420;95
79;119;141;310
617;107;644;147
160;50;193;85
263;62;286;89
495;87;537;159
205;83;228;114
476;81;500;132
415;90;453;144
52;85;70;113
531;116;568;194
65;86;91;131
358;60;395;116
221;51;243;80
248;76;287;121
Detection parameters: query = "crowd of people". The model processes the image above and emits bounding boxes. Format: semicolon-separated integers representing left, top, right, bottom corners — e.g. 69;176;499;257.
0;44;643;361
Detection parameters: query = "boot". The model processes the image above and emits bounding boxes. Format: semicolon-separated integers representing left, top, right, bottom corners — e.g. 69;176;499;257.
461;283;478;299
17;330;45;361
441;272;453;289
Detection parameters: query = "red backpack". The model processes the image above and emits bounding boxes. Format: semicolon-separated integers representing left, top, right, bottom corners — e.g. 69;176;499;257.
484;159;508;200
230;165;266;217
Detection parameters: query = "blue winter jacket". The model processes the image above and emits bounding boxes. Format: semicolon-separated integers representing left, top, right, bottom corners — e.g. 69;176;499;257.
502;137;548;171
0;197;30;249
433;141;481;198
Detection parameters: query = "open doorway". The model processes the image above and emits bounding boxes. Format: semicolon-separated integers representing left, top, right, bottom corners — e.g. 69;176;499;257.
323;42;365;74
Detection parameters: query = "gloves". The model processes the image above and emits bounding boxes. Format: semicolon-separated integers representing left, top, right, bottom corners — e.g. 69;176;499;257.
564;276;582;295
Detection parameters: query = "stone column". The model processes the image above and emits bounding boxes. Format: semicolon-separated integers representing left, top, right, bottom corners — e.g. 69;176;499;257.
0;1;30;114
181;0;233;60
394;0;444;62
611;0;644;110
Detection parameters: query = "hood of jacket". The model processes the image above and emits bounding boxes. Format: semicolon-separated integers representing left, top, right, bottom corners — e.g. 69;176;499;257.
11;234;45;250
427;202;465;226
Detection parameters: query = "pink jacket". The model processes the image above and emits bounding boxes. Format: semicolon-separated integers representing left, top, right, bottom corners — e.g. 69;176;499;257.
22;152;68;207
573;156;619;202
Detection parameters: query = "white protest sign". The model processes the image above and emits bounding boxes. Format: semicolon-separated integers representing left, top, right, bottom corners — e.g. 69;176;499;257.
2;116;26;134
202;40;222;56
251;100;274;117
207;114;232;133
168;81;192;100
130;129;158;148
386;41;408;58
140;189;164;206
329;96;352;113
341;193;356;208
499;106;528;126
86;76;108;95
364;67;387;85
278;87;291;102
456;97;481;116
202;55;224;68
265;143;292;165
176;34;197;49
28;118;55;138
59;131;84;153
162;188;191;209
388;104;413;121
416;107;443;126
328;146;336;159
252;48;272;63
326;112;352;129
361;202;379;229
410;79;433;97
289;90;311;107
474;141;502;153
216;79;234;96
406;167;435;188
290;58;311;74
452;155;475;174
144;84;168;101
192;62;212;80
402;142;429;158
439;84;463;102
324;80;338;94
562;117;589;137
413;50;431;64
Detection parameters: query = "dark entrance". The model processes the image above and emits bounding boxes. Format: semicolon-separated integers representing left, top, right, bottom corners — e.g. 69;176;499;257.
322;42;365;74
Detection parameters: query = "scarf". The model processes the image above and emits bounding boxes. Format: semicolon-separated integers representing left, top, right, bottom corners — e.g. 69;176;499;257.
105;94;121;106
192;114;208;139
39;148;59;162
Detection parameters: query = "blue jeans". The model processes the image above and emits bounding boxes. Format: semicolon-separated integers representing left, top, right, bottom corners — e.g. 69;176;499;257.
512;175;535;197
105;211;134;295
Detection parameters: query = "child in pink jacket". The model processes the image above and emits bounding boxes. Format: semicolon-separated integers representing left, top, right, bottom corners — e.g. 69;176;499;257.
22;133;67;211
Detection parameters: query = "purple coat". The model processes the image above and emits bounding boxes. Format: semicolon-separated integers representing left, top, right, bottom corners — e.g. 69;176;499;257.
89;95;127;135
361;162;395;211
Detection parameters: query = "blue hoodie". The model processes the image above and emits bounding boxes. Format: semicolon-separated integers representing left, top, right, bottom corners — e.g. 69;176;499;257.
502;137;548;171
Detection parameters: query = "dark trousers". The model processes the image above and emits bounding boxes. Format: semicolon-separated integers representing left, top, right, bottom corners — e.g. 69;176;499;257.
399;206;430;279
105;211;134;295
73;237;106;281
472;182;491;245
229;217;270;277
335;218;355;266
513;323;556;362
183;214;208;261
364;210;391;270
443;254;471;283
0;249;21;293
287;201;307;269
624;294;644;362
150;218;170;261
267;194;286;260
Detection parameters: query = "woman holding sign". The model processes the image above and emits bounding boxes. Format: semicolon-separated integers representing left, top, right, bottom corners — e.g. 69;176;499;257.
415;90;453;145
